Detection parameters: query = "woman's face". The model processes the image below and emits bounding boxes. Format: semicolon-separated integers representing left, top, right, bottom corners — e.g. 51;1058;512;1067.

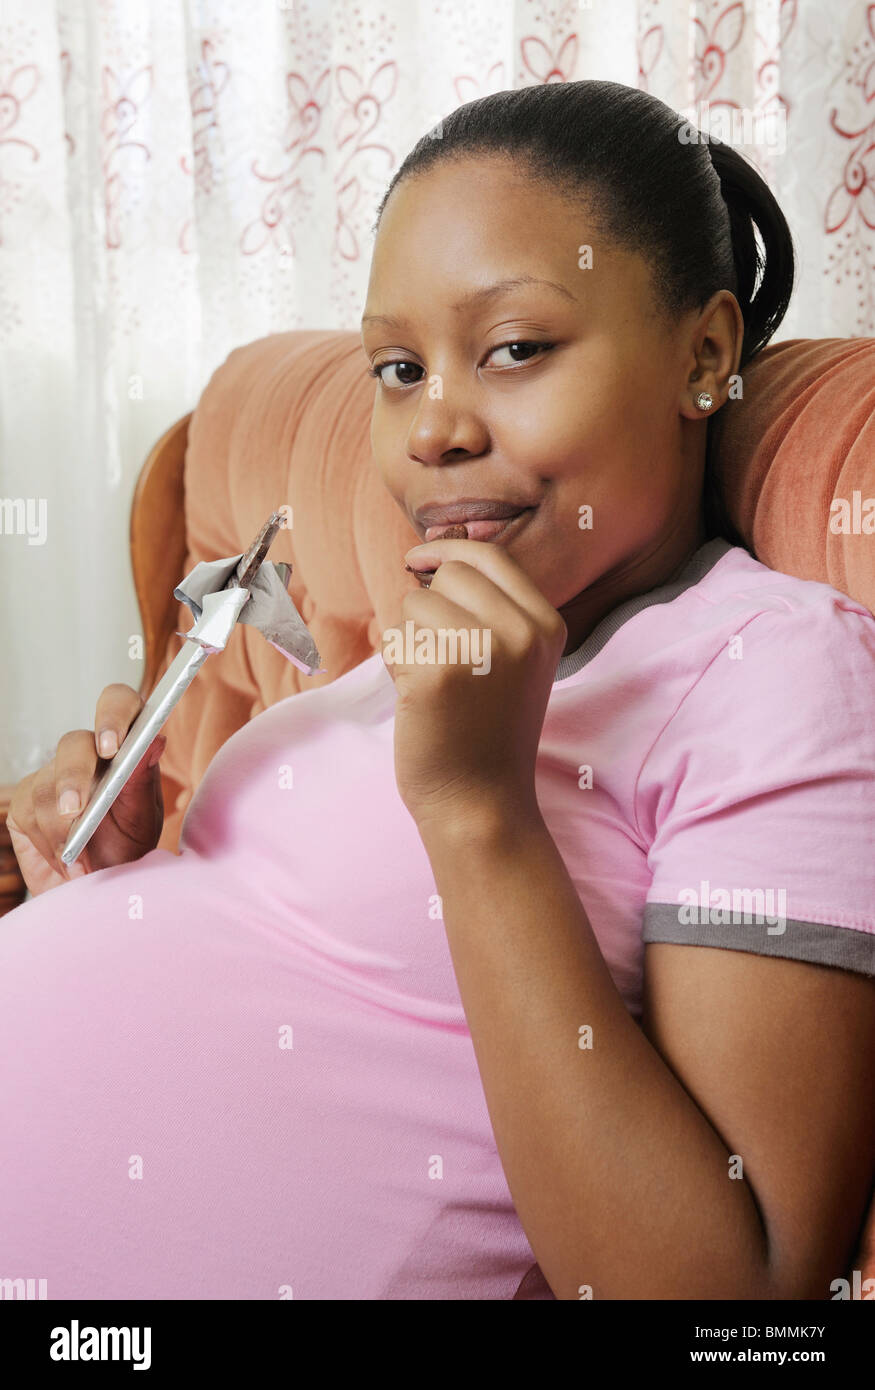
361;155;739;651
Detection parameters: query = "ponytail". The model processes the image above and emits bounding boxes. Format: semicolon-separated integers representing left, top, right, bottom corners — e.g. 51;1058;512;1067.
706;137;796;368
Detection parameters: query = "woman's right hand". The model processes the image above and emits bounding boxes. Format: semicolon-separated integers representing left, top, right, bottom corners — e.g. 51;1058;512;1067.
7;683;167;898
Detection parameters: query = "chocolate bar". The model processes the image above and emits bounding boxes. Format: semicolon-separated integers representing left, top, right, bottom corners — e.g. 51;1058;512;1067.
405;524;469;587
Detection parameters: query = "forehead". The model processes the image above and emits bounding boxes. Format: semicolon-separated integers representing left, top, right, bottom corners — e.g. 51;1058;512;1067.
369;157;583;278
362;155;650;327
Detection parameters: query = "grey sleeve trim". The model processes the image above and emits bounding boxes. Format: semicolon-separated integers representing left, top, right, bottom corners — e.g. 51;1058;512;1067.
642;902;875;978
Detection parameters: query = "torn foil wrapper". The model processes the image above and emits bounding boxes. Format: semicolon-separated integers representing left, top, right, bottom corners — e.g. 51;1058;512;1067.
174;556;324;676
60;538;324;869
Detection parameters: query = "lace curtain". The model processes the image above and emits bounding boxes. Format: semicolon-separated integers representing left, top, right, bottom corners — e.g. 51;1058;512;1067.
1;0;873;780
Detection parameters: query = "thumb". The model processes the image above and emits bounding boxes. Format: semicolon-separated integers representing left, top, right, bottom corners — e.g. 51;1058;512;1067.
124;734;166;779
145;734;167;770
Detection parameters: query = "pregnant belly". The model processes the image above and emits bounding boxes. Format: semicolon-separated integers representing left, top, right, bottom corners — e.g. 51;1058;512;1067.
0;849;538;1299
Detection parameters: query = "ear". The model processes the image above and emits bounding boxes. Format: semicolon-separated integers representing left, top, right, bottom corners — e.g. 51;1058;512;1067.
680;289;744;418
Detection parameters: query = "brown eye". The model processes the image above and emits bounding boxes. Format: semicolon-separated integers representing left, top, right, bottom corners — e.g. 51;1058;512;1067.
487;341;553;367
369;360;425;388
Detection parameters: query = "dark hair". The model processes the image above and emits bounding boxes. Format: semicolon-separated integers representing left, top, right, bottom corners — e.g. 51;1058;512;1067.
372;79;796;550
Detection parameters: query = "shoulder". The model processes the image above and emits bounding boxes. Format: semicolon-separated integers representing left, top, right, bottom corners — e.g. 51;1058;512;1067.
639;545;875;808
663;545;875;742
689;541;875;644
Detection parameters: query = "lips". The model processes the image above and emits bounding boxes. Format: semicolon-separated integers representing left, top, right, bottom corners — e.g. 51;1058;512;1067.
414;498;536;525
414;497;538;542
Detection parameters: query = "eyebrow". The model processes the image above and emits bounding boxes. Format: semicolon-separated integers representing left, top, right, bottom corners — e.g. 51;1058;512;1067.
361;275;577;330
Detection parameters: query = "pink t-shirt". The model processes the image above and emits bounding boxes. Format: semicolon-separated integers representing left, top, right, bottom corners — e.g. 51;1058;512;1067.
0;537;872;1300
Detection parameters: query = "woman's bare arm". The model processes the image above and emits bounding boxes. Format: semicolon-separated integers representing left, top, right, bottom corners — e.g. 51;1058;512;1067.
419;802;875;1300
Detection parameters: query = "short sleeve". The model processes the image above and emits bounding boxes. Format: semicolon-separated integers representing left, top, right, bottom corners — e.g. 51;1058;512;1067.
637;591;875;977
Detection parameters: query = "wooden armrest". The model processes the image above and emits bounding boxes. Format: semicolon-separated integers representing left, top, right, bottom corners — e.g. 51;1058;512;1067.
0;784;27;916
130;412;191;699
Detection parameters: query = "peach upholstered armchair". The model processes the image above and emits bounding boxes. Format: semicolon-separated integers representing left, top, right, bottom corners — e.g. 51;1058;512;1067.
0;328;873;1291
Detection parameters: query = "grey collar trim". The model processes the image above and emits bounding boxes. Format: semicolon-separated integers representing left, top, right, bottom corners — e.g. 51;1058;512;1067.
553;537;736;682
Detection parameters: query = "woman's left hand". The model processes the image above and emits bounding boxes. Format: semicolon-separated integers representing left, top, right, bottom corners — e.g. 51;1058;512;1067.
382;538;567;834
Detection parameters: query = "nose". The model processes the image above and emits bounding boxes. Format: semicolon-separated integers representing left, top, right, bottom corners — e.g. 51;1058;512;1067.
404;380;489;467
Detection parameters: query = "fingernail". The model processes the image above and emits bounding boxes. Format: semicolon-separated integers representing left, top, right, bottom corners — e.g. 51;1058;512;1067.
58;789;80;815
98;729;118;757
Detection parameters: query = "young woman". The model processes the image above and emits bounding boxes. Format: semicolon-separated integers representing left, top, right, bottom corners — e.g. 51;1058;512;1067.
5;79;875;1301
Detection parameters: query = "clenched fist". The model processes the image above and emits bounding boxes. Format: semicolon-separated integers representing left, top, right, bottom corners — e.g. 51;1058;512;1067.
7;683;166;897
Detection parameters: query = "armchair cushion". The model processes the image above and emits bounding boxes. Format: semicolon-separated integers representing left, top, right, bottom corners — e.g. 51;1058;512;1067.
712;336;875;611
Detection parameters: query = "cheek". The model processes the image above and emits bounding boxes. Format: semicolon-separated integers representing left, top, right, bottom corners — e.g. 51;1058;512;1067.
370;400;418;490
375;467;407;510
503;369;631;480
540;466;665;572
566;457;669;517
537;379;681;524
370;431;402;496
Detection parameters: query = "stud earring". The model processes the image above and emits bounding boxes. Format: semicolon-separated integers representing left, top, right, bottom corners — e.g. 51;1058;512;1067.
695;391;714;411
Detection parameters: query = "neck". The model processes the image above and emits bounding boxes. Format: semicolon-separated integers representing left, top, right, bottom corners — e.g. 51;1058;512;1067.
558;509;709;659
